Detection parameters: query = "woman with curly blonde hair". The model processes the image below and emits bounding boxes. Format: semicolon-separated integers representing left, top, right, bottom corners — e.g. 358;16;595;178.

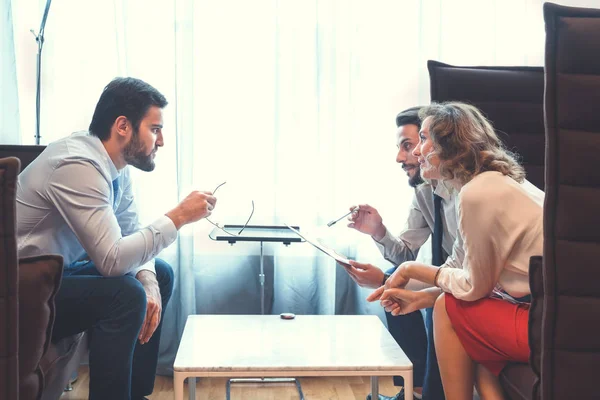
368;102;544;399
421;102;525;185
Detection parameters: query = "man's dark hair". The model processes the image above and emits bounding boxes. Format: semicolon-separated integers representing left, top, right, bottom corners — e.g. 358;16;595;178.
396;106;423;128
89;77;168;141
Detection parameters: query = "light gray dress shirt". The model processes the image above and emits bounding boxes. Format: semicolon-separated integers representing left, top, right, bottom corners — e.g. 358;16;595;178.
374;181;458;269
16;131;178;277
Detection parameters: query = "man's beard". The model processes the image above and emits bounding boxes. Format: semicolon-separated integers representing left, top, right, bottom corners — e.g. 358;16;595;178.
123;130;156;172
407;165;424;188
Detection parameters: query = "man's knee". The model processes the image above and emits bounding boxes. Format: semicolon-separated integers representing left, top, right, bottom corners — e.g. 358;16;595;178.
108;276;147;327
154;258;174;299
117;276;147;306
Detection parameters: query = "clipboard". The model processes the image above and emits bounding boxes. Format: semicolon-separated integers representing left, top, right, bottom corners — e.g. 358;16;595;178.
209;225;302;245
285;224;351;266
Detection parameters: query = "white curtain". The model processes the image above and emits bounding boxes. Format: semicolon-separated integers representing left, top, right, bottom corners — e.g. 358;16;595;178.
8;0;600;373
1;0;20;143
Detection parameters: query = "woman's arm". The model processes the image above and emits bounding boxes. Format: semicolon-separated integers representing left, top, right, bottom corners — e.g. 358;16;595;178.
394;261;440;287
366;261;440;301
379;286;443;316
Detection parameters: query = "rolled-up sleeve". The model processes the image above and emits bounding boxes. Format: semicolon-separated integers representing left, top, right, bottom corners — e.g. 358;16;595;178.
46;161;178;277
127;216;178;276
374;194;431;266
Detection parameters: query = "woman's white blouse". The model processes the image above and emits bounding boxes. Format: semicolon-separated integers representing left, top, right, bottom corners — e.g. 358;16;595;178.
436;171;544;301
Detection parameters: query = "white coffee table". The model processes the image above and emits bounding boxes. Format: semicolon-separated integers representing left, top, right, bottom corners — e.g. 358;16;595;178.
173;315;413;400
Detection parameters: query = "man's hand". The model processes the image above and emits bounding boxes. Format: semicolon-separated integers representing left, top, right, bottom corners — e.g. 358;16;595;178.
166;190;217;229
347;204;386;241
136;270;162;345
379;288;440;316
342;260;385;289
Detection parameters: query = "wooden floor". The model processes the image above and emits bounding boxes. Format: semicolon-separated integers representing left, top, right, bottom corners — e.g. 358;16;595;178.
61;366;401;400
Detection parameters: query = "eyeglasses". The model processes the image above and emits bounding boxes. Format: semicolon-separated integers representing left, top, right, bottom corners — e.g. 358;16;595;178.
205;181;255;236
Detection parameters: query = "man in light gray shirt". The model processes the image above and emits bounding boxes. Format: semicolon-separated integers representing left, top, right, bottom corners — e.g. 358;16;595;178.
343;107;457;400
17;77;216;400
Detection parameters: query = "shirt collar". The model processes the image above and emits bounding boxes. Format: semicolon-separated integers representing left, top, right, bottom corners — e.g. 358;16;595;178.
431;179;454;201
87;132;119;181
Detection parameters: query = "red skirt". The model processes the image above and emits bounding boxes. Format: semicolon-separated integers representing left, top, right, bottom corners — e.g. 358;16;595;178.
445;294;530;376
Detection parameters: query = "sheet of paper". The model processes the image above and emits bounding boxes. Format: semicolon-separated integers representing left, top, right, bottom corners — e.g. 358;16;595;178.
285;224;351;266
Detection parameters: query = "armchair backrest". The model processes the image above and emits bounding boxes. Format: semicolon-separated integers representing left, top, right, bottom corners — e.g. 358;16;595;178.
542;3;600;399
0;146;46;174
0;146;64;400
428;61;545;190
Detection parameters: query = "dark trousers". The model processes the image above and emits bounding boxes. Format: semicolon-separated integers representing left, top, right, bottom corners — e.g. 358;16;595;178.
52;259;174;400
384;267;444;400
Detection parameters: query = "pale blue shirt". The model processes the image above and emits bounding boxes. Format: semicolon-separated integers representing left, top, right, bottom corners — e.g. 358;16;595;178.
16;131;178;277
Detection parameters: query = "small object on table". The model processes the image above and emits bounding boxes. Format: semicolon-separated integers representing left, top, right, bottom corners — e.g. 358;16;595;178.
280;312;296;320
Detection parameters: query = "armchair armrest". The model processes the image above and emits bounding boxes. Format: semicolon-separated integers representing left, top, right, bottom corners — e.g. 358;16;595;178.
18;255;63;400
528;255;543;400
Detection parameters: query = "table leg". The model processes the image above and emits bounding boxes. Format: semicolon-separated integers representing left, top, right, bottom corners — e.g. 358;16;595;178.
173;372;185;400
403;369;413;399
226;378;232;400
371;376;379;399
259;241;265;315
228;377;304;399
188;377;196;400
294;378;305;400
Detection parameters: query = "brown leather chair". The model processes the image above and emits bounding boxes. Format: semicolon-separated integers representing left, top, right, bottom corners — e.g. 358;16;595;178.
539;3;600;399
0;147;85;400
428;60;545;190
1;157;21;400
428;61;545;399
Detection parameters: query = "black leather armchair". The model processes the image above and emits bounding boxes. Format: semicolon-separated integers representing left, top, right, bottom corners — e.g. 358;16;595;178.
0;145;85;400
427;60;545;400
538;3;600;399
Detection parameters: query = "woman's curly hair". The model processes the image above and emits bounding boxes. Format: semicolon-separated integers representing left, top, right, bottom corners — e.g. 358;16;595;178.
418;102;525;184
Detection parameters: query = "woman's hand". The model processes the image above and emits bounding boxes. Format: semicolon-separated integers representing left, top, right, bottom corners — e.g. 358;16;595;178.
380;287;441;316
366;285;386;302
366;263;410;302
385;263;410;289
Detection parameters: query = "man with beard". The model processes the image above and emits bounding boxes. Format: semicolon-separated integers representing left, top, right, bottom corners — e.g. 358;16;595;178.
16;77;216;399
342;107;458;400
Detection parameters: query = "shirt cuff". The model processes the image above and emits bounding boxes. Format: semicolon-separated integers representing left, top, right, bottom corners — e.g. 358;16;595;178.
128;215;178;277
374;228;395;249
130;260;156;277
153;214;179;244
436;266;452;293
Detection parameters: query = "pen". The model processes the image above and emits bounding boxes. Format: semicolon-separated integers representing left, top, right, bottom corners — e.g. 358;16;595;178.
327;206;360;227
